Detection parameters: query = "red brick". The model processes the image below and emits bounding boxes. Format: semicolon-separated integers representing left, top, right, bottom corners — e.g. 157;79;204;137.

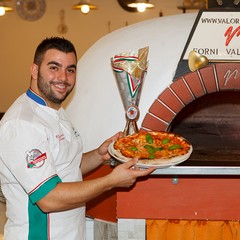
149;100;175;123
183;71;205;98
158;88;185;113
215;63;240;90
141;113;168;132
170;78;195;105
199;65;217;93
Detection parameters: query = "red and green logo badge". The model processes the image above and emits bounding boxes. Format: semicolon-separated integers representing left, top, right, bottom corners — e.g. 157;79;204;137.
26;149;47;169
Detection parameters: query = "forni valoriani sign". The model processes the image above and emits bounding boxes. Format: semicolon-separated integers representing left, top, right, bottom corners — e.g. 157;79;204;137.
183;10;240;61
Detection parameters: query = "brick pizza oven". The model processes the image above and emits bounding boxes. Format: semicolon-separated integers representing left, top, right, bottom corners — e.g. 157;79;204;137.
141;62;240;166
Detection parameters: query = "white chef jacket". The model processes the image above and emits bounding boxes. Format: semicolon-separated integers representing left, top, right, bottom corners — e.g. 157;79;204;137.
0;89;85;240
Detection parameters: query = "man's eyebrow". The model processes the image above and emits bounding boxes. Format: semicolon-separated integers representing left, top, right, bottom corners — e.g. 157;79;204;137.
47;61;61;66
68;64;77;69
47;61;76;69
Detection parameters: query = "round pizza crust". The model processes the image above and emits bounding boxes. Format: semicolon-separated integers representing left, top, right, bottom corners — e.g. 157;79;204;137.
108;132;193;168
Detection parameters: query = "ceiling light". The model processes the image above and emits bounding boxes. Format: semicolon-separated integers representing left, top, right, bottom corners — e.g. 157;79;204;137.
72;0;97;14
127;0;154;12
0;0;13;16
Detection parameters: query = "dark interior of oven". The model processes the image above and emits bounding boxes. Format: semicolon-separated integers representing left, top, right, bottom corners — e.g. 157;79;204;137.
170;91;240;166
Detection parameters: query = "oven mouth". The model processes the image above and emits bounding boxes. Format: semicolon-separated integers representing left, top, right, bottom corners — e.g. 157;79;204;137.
170;91;240;166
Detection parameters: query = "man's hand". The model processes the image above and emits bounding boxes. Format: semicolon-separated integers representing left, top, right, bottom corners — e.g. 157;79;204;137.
81;132;124;174
97;131;124;162
106;158;156;188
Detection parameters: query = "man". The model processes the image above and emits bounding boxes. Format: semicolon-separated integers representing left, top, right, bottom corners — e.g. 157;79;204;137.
0;37;155;240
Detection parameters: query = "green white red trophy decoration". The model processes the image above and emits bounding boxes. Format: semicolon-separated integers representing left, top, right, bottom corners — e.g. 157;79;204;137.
111;47;149;136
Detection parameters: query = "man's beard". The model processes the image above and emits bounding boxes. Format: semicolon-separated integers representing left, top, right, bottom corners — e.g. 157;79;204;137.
37;73;73;104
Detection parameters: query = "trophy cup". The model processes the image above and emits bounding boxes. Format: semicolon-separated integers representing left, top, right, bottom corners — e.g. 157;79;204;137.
111;46;149;136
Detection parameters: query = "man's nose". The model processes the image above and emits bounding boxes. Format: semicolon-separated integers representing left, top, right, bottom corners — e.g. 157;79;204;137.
57;70;67;81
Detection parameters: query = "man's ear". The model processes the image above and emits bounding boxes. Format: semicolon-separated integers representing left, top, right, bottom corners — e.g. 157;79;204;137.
30;63;38;80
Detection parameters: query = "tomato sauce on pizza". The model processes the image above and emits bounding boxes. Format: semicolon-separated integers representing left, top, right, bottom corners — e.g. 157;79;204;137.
110;131;192;166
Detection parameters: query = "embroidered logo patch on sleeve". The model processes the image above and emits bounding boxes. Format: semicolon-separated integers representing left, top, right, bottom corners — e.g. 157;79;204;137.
26;149;47;169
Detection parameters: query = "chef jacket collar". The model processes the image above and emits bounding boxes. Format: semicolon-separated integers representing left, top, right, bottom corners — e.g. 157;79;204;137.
26;88;47;106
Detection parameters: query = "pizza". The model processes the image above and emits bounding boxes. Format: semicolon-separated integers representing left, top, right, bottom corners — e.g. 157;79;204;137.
109;131;192;166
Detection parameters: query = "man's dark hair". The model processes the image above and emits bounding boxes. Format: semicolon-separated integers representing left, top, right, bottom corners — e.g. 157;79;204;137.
33;37;77;66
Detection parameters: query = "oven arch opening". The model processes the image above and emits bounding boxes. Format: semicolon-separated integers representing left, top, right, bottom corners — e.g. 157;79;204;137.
170;91;240;166
141;63;240;166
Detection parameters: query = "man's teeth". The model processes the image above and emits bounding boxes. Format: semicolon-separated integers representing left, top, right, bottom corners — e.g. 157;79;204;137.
55;84;66;89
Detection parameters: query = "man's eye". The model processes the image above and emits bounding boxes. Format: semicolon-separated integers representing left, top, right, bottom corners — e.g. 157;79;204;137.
50;66;58;71
68;69;76;73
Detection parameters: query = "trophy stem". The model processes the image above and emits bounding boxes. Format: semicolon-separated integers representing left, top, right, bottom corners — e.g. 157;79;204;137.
124;119;139;136
124;104;140;136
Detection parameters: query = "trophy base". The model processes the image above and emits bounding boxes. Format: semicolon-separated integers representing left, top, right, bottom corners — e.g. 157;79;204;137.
124;120;139;136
